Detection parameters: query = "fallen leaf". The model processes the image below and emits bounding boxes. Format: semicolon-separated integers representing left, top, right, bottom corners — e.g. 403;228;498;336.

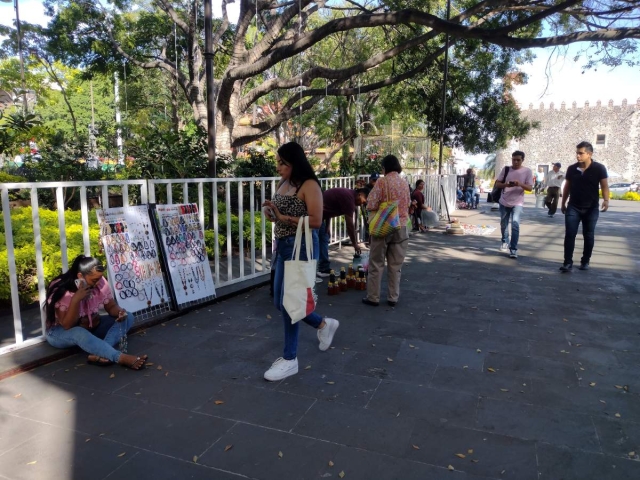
14;393;22;398
387;357;394;362
589;382;596;387
67;398;75;402
448;465;455;471
157;365;163;370
476;349;482;353
164;372;169;377
304;365;311;370
134;392;141;396
278;451;283;458
328;460;334;467
629;451;636;457
266;315;272;319
471;459;479;463
455;453;466;459
109;373;115;379
85;438;91;443
500;389;509;392
563;318;568;322
99;433;105;436
501;470;506;474
409;344;415;348
339;471;345;478
412;445;420;450
468;449;474;454
600;400;606;404
214;400;224;405
487;368;496;373
118;452;126;458
614;385;624;389
193;455;198;463
463;366;468;369
27;461;37;465
326;381;335;385
224;444;233;452
145;362;154;366
615;413;621;418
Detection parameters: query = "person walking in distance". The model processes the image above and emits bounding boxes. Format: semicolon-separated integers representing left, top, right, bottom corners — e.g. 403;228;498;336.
544;162;564;217
559;142;609;273
494;151;533;259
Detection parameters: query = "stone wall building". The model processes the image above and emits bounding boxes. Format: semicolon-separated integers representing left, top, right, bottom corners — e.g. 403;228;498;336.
497;98;640;181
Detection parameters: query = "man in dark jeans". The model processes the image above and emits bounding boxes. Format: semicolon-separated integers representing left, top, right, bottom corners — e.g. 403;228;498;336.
559;141;609;272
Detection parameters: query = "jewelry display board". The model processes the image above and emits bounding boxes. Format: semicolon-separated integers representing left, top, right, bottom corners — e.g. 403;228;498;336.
96;205;172;315
153;203;216;308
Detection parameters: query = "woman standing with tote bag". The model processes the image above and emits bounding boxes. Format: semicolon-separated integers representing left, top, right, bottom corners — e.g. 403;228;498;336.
261;142;340;381
362;155;411;308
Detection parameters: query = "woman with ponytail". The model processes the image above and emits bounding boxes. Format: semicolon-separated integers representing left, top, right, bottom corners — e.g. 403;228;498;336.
44;254;147;369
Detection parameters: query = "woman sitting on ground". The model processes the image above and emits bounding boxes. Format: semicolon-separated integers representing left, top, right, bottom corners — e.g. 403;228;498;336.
411;179;431;232
44;255;147;369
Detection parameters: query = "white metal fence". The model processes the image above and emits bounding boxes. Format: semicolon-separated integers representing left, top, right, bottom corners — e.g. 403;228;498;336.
1;174;455;355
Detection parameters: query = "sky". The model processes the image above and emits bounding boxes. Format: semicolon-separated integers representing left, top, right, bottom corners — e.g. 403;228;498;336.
2;0;638;169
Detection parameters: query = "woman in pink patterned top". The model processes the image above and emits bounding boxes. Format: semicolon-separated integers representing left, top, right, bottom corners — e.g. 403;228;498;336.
44;255;147;369
363;155;411;307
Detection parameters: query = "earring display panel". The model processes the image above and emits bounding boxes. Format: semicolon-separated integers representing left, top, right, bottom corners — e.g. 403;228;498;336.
155;203;216;306
96;205;170;313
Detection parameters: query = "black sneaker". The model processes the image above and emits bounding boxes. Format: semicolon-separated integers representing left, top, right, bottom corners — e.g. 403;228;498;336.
559;263;573;273
579;263;590;271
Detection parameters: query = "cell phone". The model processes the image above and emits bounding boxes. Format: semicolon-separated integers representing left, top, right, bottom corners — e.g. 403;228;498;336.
508;181;516;186
75;278;86;288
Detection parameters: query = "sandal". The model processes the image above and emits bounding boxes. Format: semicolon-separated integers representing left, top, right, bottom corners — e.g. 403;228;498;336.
120;354;148;370
87;355;114;367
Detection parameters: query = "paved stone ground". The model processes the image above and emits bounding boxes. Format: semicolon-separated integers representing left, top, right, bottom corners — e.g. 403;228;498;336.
1;197;639;480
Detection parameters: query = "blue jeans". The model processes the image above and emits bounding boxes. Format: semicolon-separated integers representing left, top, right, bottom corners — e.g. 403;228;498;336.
318;220;331;273
274;231;323;360
46;312;134;363
564;204;599;265
499;204;523;251
465;187;474;206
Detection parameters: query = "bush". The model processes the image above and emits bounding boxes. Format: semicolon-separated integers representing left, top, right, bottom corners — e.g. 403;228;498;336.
621;191;640;201
0;206;104;303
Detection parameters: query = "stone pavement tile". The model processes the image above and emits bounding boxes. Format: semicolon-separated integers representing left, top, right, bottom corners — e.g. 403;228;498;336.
447;330;530;356
396;339;485;371
483;352;578;383
528;339;621;367
574;361;640;393
475;397;600;452
333;332;404;358
194;330;283;359
342;351;436;384
275;368;380;407
0;413;42;456
131;321;219;347
103;450;240;480
537;442;640;480
196;381;315;431
292;400;416;457
592;416;640;457
316;444;499;480
566;330;640;353
371;321;451;345
420;314;491;335
115;369;222;410
0;424;133;480
528;379;640;421
104;402;235;461
430;366;532;401
17;383;145;436
36;359;147;394
198;422;341;480
405;419;538;480
0;371;69;414
134;344;228;377
366;381;478;427
490;321;569;343
614;351;640;368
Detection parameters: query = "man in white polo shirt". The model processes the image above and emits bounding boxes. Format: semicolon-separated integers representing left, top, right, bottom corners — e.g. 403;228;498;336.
544;162;564;217
494;151;534;259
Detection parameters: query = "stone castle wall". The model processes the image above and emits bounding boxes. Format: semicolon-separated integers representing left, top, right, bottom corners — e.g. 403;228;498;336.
497;98;640;181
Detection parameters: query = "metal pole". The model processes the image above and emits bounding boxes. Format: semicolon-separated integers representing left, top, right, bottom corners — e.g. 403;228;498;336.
8;0;28;113
204;0;216;178
437;0;451;175
114;72;124;165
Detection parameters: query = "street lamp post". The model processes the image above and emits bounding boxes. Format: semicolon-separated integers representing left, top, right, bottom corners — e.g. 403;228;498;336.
2;0;28;113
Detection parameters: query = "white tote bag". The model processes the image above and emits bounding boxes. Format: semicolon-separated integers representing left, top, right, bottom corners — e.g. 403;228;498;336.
283;216;317;323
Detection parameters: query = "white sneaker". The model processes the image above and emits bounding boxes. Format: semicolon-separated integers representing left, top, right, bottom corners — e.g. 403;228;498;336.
264;357;298;381
316;271;331;278
500;243;509;252
317;318;340;351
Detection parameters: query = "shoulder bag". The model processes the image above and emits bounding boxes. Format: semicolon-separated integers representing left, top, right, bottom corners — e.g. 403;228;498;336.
488;167;510;204
368;179;401;238
283;216;317;323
